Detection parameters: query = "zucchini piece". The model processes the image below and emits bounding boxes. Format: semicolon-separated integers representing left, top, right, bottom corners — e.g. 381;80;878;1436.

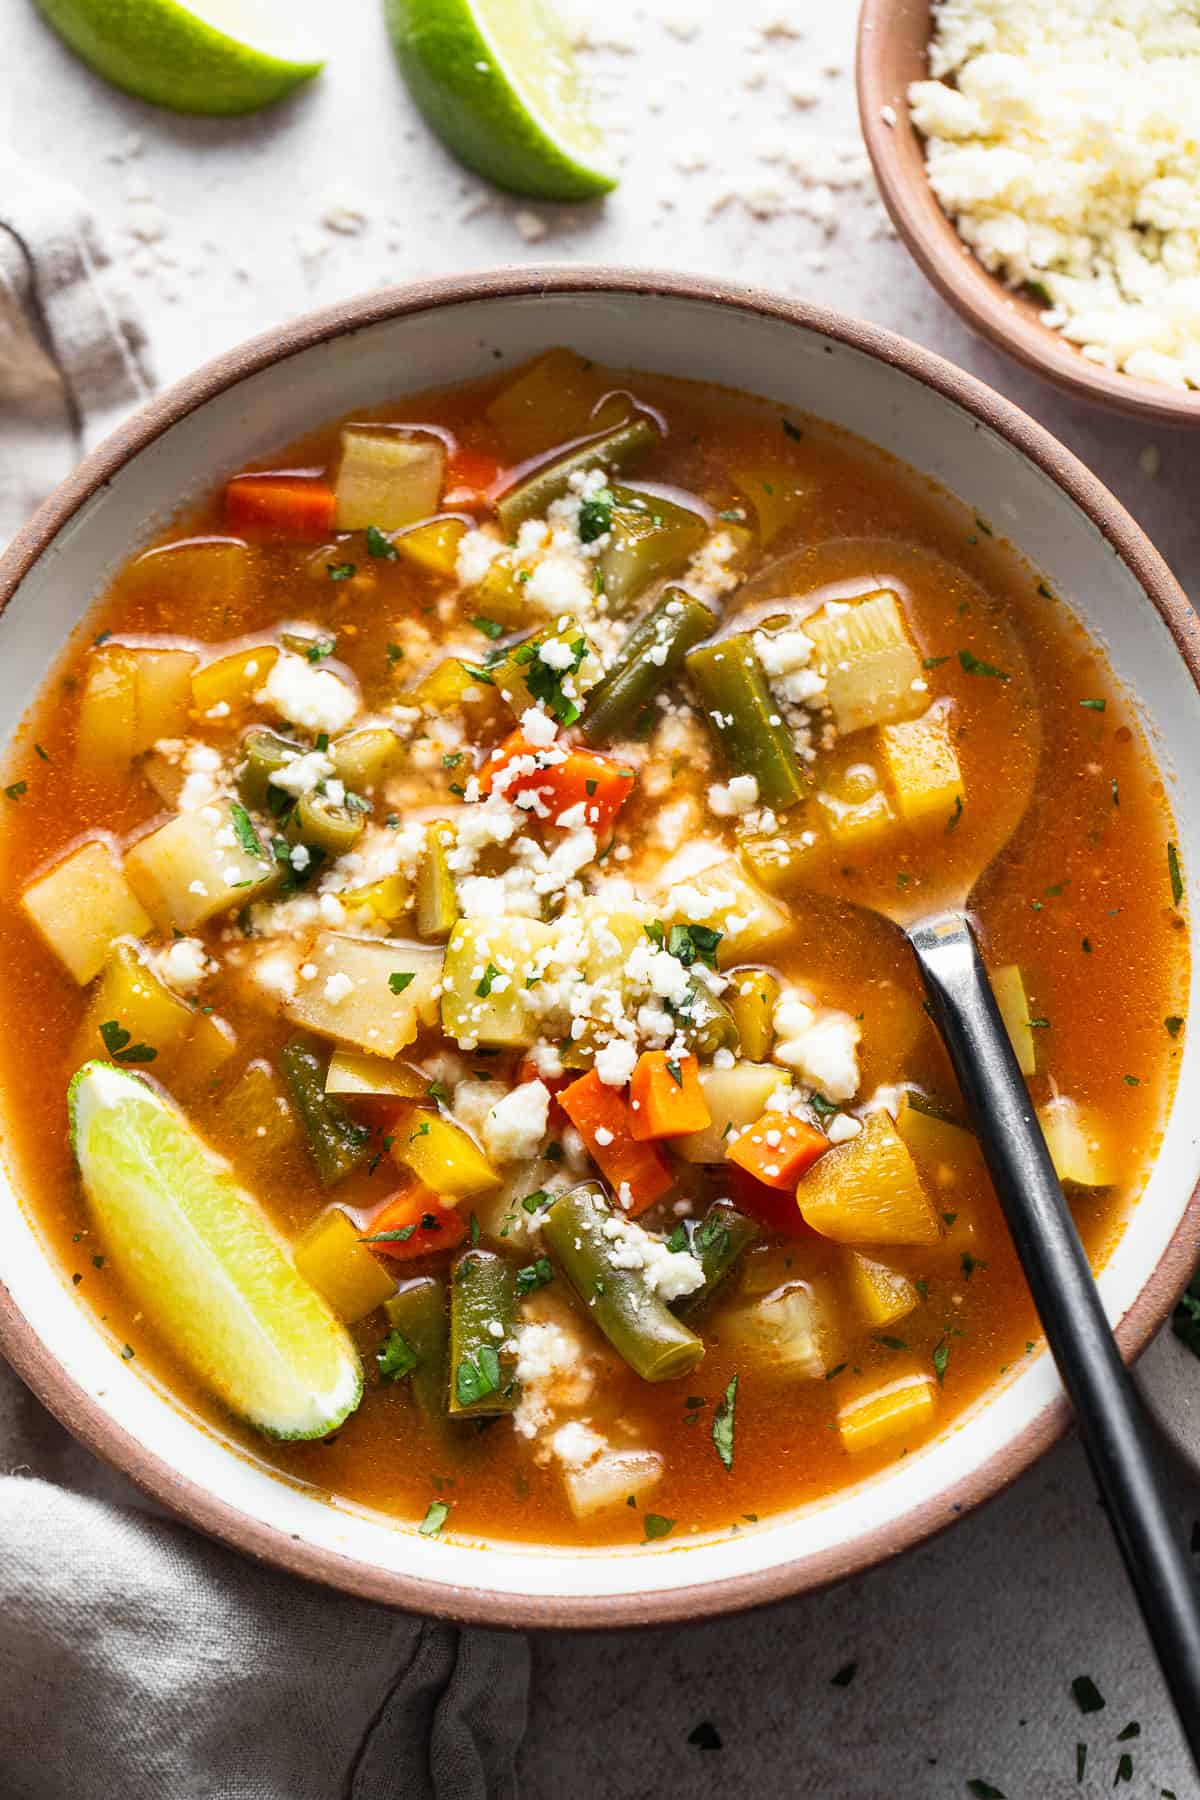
797;1109;942;1245
990;963;1037;1077
495;415;661;533
124;801;278;932
440;917;556;1048
340;873;412;925
293;1209;395;1323
804;592;925;736
656;856;791;963
717;1276;843;1380
335;429;446;531
597;484;707;613
878;705;963;826
485;348;624;461
814;758;897;848
846;1252;920;1328
1038;1096;1119;1188
284;934;443;1056
76;644;138;778
415;820;459;941
675;1063;792;1164
220;1058;297;1156
837;1372;937;1453
22;838;152;984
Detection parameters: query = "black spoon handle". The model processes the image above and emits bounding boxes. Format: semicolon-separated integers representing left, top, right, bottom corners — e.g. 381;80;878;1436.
909;911;1200;1761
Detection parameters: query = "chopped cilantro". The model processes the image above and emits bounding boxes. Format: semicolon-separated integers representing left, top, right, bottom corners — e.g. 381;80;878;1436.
712;1373;737;1471
472;615;504;640
830;1662;857;1688
666;1222;689;1253
1079;697;1106;711
475;962;501;998
455;1345;501;1408
1169;841;1184;907
33;743;49;761
946;793;963;831
578;487;615;543
923;654;951;669
667;922;722;969
376;1329;418;1382
666;1058;684;1087
326;562;356;582
366;525;398;560
4;781;27;802
873;1334;908;1351
960;1252;986;1280
1124;1073;1140;1086
933;1338;951;1384
958;648;1010;680
687;1721;722;1750
388;971;416;994
98;1019;156;1064
305;634;337;662
781;418;804;441
809;1092;839;1123
386;642;405;665
516;1257;554;1297
230;801;263;859
1166;1015;1185;1037
360;1224;417;1245
643;1513;674;1541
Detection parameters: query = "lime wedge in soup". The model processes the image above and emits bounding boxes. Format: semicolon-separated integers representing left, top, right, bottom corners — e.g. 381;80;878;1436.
385;0;617;201
33;0;324;115
69;1061;362;1439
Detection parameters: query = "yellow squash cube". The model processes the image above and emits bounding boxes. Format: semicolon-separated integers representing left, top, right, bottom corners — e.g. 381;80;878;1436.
1039;1096;1119;1188
846;1253;920;1327
74;940;194;1067
293;1209;395;1324
441;917;556;1049
798;1109;942;1245
221;1058;297;1156
837;1373;938;1453
878;706;963;826
324;1050;430;1100
394;1109;500;1199
22;838;151;984
393;517;467;578
191;643;278;717
335;430;445;531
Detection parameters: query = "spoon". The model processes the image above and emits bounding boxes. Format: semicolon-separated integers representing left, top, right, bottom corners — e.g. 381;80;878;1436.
858;691;1200;1757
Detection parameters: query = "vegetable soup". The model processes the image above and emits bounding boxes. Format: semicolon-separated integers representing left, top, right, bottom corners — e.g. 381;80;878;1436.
0;350;1186;1547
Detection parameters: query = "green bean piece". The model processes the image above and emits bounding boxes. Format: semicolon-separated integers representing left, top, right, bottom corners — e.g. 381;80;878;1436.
448;1250;518;1417
674;1204;760;1321
542;1183;705;1383
384;1277;449;1416
285;789;367;858
580;590;715;745
598;486;708;613
279;1037;370;1186
237;728;304;810
331;726;401;791
495;416;661;533
415;820;459;941
685;634;809;810
686;989;740;1059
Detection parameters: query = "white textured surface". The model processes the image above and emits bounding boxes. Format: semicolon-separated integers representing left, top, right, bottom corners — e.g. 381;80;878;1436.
6;0;1200;1794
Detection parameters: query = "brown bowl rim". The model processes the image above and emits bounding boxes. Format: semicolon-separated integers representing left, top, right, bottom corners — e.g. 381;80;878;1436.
1;266;1198;1629
856;0;1200;427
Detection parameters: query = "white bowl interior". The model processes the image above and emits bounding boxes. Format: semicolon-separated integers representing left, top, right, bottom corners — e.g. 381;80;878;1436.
2;289;1198;1609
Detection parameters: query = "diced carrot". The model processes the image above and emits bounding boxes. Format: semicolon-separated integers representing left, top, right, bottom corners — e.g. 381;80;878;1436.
444;444;505;507
479;729;636;834
727;1111;830;1190
360;1183;467;1261
629;1052;711;1141
224;473;337;538
726;1164;814;1237
559;1069;674;1215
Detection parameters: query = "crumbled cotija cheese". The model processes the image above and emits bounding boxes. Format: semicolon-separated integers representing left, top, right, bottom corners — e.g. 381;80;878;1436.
911;0;1200;387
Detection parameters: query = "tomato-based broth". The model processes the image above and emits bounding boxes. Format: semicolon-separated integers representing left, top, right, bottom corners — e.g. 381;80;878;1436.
0;351;1186;1548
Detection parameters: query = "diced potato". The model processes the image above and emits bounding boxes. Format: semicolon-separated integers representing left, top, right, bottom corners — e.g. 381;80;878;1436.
179;1011;237;1084
837;1372;937;1453
76;645;138;778
22;838;152;984
325;1050;429;1099
804;592;925;735
730;463;811;547
393;516;467;578
798;1109;942;1245
878;705;963;826
564;1449;665;1520
125;537;252;612
124;802;277;931
74;939;194;1067
220;1058;297;1155
485;348;623;460
394;1108;500;1198
676;1062;792;1163
726;968;779;1062
336;430;446;531
285;934;443;1056
719;1277;842;1379
191;643;278;717
846;1252;920;1327
441;918;556;1048
331;727;402;791
815;759;896;847
657;857;791;964
991;963;1037;1077
292;1209;395;1324
131;648;199;753
1039;1096;1119;1188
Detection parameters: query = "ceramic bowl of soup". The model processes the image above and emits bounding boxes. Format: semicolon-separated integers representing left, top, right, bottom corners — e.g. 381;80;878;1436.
0;271;1198;1627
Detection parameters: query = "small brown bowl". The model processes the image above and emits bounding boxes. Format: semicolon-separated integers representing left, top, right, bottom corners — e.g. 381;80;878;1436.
856;0;1200;426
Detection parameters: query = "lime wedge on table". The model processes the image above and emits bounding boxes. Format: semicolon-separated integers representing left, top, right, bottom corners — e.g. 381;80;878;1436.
386;0;617;201
68;1062;361;1440
34;0;323;115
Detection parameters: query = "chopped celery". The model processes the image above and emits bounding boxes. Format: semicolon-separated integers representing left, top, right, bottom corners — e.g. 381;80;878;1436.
726;968;780;1062
293;1208;395;1323
325;1050;429;1099
686;635;809;810
580;589;715;745
990;963;1037;1077
597;484;707;613
191;643;279;717
284;934;443;1056
495;415;660;533
279;1037;370;1186
76;645;138;778
440;918;556;1047
675;1063;792;1164
846;1252;920;1328
335;429;445;531
330;727;401;791
729;461;811;547
131;648;198;753
1038;1096;1118;1188
124;801;277;932
74;939;195;1069
797;1110;942;1245
804;592;925;735
878;706;963;826
837;1373;937;1453
415;821;459;941
22;838;151;984
395;1107;500;1199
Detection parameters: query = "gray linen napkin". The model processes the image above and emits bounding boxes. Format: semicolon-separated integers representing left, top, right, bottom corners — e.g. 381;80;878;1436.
0;152;529;1799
